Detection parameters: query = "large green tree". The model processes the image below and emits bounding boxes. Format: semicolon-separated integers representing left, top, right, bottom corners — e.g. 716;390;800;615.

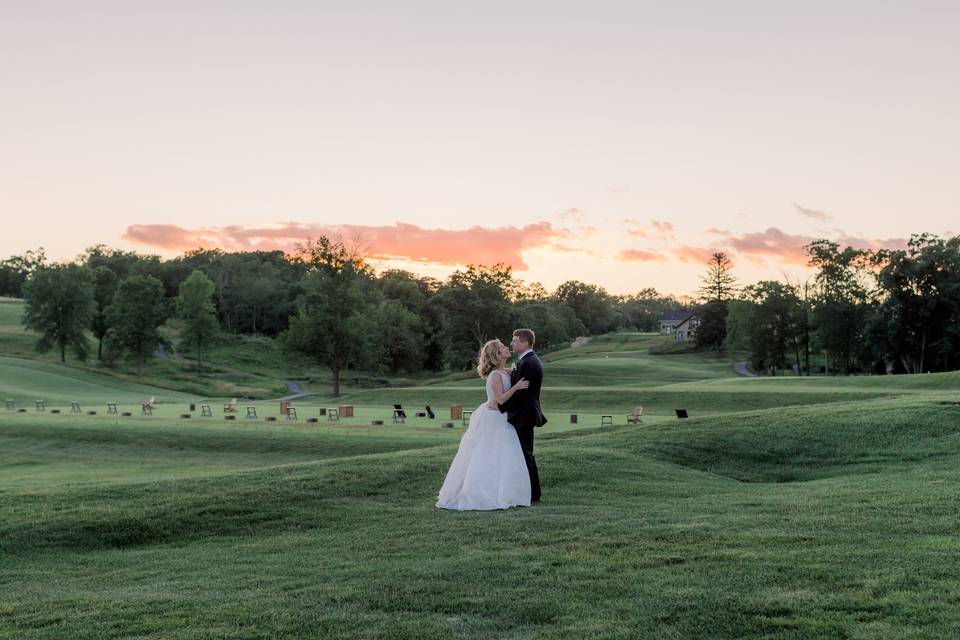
696;252;738;350
431;264;518;369
21;263;95;363
745;280;802;375
91;266;118;361
176;270;219;372
874;234;960;373
283;237;379;396
0;247;47;297
806;240;872;374
697;252;738;302
105;275;168;375
554;280;616;335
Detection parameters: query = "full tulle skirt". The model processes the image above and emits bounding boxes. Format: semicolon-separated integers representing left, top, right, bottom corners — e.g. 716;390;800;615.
436;403;531;510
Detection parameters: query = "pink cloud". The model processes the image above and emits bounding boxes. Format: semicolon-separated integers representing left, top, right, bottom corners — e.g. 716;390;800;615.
617;249;667;262
725;228;815;265
673;245;719;264
123;221;571;270
834;234;908;252
698;227;910;267
624;218;675;239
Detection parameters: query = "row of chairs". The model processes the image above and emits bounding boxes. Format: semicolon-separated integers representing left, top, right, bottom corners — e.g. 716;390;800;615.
4;399;687;426
598;406;687;426
391;404;438;424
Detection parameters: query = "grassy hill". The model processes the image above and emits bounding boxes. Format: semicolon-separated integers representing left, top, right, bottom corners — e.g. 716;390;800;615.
3;303;960;637
0;299;427;400
3;397;960;638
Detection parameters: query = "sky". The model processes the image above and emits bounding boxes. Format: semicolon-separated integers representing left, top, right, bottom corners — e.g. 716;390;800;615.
1;1;958;295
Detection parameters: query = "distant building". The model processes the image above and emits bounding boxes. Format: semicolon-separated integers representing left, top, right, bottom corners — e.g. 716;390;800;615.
659;310;693;334
673;314;700;342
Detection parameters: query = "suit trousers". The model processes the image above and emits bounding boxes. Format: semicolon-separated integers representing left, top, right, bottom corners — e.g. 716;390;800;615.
515;424;541;502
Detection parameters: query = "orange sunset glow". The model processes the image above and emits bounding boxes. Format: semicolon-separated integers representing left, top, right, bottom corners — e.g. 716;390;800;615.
1;3;956;294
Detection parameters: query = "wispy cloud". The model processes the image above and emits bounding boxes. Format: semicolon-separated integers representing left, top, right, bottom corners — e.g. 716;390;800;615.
725;228;815;265
700;227;909;266
557;208;597;236
672;245;719;264
794;203;832;221
123;221;572;270
617;249;667;262
623;218;675;239
834;234;908;252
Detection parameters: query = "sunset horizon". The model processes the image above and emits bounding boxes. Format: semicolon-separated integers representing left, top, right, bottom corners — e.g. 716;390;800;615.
2;2;957;295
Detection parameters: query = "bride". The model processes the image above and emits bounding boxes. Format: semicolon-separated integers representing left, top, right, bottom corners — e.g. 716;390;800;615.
436;339;532;510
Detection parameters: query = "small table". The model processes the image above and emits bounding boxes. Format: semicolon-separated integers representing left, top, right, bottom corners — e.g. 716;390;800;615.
600;415;613;427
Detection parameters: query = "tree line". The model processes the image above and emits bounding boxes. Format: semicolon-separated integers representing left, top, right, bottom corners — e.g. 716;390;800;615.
695;234;960;376
3;239;686;394
10;232;956;386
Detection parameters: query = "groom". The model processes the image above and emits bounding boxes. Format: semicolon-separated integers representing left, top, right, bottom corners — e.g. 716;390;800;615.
498;328;546;503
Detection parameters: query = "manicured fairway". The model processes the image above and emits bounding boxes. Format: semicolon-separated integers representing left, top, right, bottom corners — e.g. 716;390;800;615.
2;335;960;638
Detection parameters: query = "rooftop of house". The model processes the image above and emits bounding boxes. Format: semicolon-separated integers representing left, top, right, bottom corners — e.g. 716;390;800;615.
659;309;695;322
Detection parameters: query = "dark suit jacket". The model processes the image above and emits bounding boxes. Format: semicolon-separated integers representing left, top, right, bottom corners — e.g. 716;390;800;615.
498;351;547;429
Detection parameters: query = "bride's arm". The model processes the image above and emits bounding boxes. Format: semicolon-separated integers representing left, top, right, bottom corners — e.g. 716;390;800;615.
486;375;529;409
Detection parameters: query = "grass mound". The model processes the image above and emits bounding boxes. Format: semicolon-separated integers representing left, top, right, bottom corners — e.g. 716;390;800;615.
3;403;960;638
0;357;195;405
639;398;960;482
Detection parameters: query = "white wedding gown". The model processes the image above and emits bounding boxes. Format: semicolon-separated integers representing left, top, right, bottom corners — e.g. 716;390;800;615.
436;370;532;510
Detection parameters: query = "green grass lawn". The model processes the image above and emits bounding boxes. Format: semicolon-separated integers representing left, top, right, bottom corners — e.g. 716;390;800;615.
2;397;960;638
4;311;960;637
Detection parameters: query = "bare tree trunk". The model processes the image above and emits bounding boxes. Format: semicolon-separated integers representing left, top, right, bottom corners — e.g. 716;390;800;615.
332;359;341;397
919;332;927;374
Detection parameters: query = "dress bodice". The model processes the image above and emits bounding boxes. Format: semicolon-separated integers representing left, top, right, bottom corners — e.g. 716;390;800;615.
485;370;511;402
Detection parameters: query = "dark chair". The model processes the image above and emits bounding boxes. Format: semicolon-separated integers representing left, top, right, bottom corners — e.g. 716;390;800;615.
425;405;435;419
675;408;688;419
392;404;406;424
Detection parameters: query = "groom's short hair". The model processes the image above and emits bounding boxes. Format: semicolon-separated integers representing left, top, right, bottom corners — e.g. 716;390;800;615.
513;328;535;347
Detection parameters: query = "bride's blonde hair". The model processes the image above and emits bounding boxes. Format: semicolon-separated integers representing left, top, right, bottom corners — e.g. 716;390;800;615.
476;339;504;378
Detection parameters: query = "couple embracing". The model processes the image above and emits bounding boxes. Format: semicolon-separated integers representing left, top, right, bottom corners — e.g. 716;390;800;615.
437;328;546;511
